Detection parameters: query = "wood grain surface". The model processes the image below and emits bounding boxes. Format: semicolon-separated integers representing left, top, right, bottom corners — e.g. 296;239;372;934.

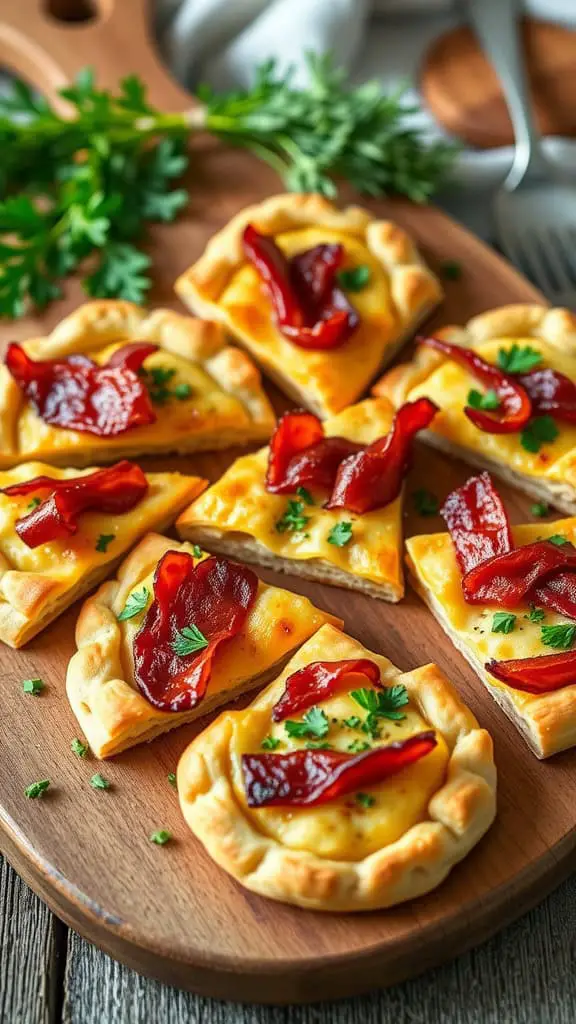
420;18;576;149
1;0;576;1007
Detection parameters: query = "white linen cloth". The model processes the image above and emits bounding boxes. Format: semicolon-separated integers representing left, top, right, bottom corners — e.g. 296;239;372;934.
155;0;576;240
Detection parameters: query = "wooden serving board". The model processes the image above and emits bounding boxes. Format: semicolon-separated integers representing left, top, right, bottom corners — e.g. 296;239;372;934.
1;0;576;1006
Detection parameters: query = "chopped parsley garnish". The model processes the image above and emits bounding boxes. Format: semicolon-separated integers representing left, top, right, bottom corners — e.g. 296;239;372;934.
296;486;314;506
305;740;333;750
22;677;44;695
467;388;500;412
343;715;362;729
531;502;550;518
497;344;542;374
412;488;439;516
327;521;353;546
525;604;545;624
117;586;149;621
548;534;569;546
192;544;203;558
491;612;516;635
27;496;41;510
167;772;177;788
440;259;462;280
284;706;329;740
171;623;209;657
144;365;176;404
541;623;576;650
351;685;409;721
261;735;281;751
347;739;371;753
95;533;115;553
520;416;559;454
174;382;192;400
90;773;111;790
25;780;50;799
275;499;310;534
355;792;376;808
337;264;371;291
150;829;172;845
71;738;88;758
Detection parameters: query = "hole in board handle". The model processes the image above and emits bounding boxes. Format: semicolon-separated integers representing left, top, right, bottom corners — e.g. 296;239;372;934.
44;0;98;23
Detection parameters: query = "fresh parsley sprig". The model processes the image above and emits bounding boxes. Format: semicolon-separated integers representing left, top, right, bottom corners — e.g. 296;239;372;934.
0;58;455;318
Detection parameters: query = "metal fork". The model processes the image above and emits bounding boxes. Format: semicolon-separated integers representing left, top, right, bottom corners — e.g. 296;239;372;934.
468;0;576;307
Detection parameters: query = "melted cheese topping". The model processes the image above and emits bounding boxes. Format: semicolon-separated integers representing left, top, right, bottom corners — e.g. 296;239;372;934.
0;462;196;587
407;338;576;483
220;227;400;413
116;543;336;703
229;686;447;862
14;342;252;462
179;399;402;589
407;517;576;714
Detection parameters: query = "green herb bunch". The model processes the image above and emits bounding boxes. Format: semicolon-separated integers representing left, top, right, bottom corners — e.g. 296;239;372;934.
0;55;455;319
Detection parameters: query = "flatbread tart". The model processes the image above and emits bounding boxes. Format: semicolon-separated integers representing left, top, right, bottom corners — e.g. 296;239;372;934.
175;192;442;418
177;624;496;911
67;533;341;758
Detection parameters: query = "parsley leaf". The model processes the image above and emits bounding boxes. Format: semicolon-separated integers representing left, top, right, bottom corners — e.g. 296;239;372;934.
548;534;569;546
305;740;333;749
25;779;50;799
497;344;542;374
343;716;362;729
347;739;371;753
467;388;500;411
337;265;370;291
71;738;88;758
27;496;41;510
171;624;209;657
520;416;559;454
95;533;115;553
412;488;439;516
525;604;545;623
192;545;203;559
296;486;314;506
261;735;281;751
351;684;409;734
327;521;353;546
531;503;550;518
541;623;576;650
440;259;462;280
150;829;172;845
174;382;192;400
355;792;376;808
117;586;149;621
275;499;310;534
90;773;111;790
491;612;516;634
167;772;177;789
22;677;44;695
284;707;329;739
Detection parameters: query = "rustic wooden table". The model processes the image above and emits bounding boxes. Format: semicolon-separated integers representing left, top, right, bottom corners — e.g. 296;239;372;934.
2;853;575;1022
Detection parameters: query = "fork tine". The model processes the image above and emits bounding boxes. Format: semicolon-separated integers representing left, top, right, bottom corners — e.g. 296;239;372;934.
538;230;574;294
550;229;576;287
511;229;557;297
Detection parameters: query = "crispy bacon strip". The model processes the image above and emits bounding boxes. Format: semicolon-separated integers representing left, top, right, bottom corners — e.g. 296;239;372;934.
242;731;437;807
486;651;576;695
1;461;148;548
462;540;576;607
243;225;358;350
441;472;513;575
5;341;157;436
133;552;258;713
326;398;438;514
419;336;532;433
266;410;361;495
520;368;576;423
272;659;382;721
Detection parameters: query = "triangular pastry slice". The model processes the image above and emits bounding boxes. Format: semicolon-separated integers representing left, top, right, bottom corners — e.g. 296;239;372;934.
177;624;496;911
66;534;341;758
0;462;205;647
176;193;442;418
177;396;437;602
0;299;275;468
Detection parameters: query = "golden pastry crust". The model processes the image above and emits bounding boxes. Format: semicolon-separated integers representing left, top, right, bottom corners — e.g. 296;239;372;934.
66;533;341;758
0;300;275;468
177;398;405;601
0;465;205;648
406;517;576;759
374;303;576;515
177;624;496;911
175;193;442;418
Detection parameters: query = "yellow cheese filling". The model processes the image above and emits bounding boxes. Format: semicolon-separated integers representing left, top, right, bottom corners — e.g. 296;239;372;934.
229;686;447;862
407;517;576;714
180;398;402;589
14;342;252;460
407;337;576;484
219;227;400;411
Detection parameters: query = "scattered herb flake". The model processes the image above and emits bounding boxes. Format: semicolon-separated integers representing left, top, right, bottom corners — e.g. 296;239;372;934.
117;586;149;621
171;623;209;657
25;779;50;799
337;265;370;291
467;388;500;411
261;735;281;751
525;604;545;624
531;502;550;518
305;740;333;750
541;623;576;649
440;259;462;280
150;829;172;845
412;488;439;516
327;521;353;547
347;739;371;753
284;706;329;740
343;715;362;729
351;684;409;721
174;382;192;400
497;345;542;374
22;677;44;695
275;499;310;534
95;533;115;553
71;738;88;758
355;792;376;808
90;773;111;790
296;486;314;506
27;496;41;510
520;416;559;454
167;772;177;789
491;612;516;635
548;534;569;546
192;544;203;558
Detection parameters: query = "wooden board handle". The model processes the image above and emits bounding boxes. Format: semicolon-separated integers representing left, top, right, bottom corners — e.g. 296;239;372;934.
0;0;192;111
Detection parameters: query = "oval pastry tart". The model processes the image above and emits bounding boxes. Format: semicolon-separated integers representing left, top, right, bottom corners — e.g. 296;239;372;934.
407;472;576;758
177;624;496;912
